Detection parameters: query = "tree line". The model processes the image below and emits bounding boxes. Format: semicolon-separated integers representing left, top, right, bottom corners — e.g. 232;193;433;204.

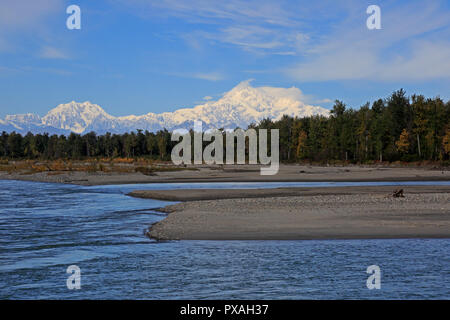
0;129;173;160
253;89;450;163
1;89;449;163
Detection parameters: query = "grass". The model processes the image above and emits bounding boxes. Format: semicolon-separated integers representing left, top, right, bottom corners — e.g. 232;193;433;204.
0;157;447;175
0;158;199;175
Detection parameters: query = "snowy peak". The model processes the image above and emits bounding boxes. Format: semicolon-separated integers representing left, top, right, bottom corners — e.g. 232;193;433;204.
42;101;114;133
0;81;330;134
5;113;42;124
44;101;108;118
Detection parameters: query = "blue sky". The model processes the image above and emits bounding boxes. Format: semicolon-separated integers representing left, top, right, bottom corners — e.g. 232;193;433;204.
0;0;449;117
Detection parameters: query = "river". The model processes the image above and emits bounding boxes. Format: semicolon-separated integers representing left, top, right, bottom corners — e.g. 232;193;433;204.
0;180;449;299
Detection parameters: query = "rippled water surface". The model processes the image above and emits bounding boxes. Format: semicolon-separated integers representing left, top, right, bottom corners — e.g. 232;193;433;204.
0;180;449;299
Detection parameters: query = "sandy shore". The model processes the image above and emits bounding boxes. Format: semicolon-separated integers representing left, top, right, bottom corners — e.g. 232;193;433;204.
2;163;449;240
1;164;449;185
129;185;450;201
133;186;450;240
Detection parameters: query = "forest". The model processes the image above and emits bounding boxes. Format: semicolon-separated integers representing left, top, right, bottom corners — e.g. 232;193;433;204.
1;89;449;164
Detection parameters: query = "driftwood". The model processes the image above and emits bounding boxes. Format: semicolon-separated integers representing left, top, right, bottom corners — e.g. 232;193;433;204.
392;189;404;198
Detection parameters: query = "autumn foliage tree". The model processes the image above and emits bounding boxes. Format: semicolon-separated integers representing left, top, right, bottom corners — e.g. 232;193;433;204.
395;129;410;154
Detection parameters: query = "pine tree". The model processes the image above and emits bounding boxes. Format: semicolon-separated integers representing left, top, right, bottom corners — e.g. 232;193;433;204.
443;128;450;156
296;130;308;160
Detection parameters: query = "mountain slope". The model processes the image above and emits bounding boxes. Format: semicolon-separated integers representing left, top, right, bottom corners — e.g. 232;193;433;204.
0;81;329;134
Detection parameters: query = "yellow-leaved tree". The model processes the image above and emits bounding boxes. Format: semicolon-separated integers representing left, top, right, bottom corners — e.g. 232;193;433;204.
296;131;308;160
395;129;410;154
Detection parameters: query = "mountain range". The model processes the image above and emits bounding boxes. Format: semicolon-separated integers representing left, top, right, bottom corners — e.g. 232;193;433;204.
0;81;329;135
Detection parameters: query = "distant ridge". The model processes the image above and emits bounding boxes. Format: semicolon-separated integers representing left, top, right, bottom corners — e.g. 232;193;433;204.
0;81;329;135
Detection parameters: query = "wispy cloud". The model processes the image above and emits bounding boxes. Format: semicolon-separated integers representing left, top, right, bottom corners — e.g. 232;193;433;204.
166;71;225;81
0;65;72;76
191;72;225;81
129;0;450;81
115;0;307;54
0;65;20;75
121;0;298;26
0;0;62;30
39;46;70;59
217;25;283;49
287;1;450;82
0;0;63;52
20;66;72;76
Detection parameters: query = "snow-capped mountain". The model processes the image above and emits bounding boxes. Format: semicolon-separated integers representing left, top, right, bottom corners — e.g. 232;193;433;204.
0;81;329;135
41;101;116;134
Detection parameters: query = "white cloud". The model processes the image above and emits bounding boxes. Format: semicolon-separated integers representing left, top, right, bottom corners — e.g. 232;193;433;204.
258;85;306;101
0;0;62;30
115;0;308;54
121;0;298;26
39;46;69;59
377;41;450;81
0;0;65;55
166;71;225;81
192;72;224;81
218;25;282;49
20;66;72;76
287;1;450;82
0;65;20;75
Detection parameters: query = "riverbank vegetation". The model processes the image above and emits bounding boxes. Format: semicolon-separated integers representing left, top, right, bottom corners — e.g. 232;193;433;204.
0;158;198;175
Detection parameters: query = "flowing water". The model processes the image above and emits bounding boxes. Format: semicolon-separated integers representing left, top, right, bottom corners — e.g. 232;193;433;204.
0;180;449;299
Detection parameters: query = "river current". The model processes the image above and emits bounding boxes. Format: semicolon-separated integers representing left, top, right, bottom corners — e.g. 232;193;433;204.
0;180;449;299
